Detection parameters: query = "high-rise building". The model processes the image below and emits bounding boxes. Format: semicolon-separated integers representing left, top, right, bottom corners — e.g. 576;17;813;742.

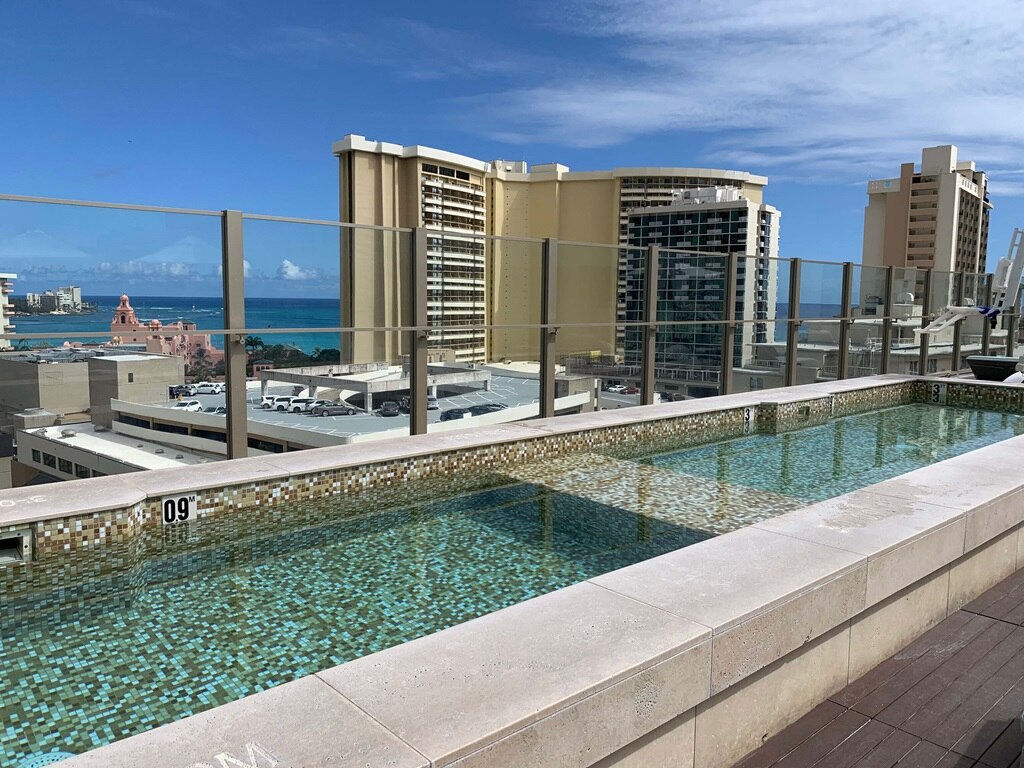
0;273;15;350
624;188;780;397
863;145;991;274
333;134;768;365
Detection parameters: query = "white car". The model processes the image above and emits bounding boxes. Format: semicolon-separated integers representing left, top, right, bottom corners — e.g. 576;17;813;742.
286;397;319;413
194;382;224;395
261;396;294;410
172;400;203;412
606;385;627;394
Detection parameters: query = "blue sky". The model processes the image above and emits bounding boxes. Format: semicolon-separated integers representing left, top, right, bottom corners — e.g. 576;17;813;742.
2;0;1023;297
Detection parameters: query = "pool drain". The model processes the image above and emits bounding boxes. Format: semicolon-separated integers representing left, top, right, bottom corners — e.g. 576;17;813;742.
18;752;77;767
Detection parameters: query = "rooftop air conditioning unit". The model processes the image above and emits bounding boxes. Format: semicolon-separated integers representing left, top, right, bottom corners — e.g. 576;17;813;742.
60;429;76;438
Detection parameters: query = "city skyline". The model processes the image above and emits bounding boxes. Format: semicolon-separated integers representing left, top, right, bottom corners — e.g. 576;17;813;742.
2;1;1024;296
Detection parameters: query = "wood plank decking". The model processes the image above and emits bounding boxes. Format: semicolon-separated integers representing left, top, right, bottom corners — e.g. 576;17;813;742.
733;569;1024;768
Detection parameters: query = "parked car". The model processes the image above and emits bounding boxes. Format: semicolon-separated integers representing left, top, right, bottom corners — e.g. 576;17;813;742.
622;386;640;395
193;382;224;395
172;400;203;412
213;406;227;415
427;395;440;410
311;404;358;417
605;384;627;393
285;397;318;413
170;384;192;397
378;401;401;417
302;399;333;413
261;396;294;411
440;408;471;422
468;403;508;416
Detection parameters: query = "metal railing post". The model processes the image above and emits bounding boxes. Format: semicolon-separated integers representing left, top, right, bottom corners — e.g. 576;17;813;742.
719;252;738;395
951;272;965;370
982;273;994;356
640;245;659;405
221;210;248;460
408;228;429;435
784;258;801;387
837;261;853;380
539;238;557;418
918;269;933;376
1007;307;1018;357
880;266;895;374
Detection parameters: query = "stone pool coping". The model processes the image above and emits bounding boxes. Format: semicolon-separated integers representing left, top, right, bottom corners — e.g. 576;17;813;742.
11;373;1024;767
0;374;915;528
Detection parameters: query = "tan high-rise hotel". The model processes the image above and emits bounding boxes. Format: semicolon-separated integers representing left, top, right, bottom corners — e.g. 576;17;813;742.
333;134;769;365
863;145;991;274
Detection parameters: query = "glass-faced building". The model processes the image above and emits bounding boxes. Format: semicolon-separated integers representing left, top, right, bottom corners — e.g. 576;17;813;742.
624;188;780;397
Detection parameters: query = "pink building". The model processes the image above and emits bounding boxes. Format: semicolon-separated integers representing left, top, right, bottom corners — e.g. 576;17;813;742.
110;294;223;368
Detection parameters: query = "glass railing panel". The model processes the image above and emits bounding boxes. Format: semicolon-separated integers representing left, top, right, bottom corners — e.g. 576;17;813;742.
888;267;924;369
426;235;545;430
925;269;957;374
798;260;844;320
250;329;409;445
847;264;888;378
0;198;228;488
802;320;842;380
729;256;788;392
654;249;728;399
555;242;633;408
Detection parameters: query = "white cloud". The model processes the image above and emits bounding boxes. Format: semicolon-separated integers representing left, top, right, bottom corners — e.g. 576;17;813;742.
277;259;318;280
467;0;1024;185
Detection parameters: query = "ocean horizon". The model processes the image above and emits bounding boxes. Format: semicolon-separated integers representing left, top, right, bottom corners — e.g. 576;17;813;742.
11;296;849;354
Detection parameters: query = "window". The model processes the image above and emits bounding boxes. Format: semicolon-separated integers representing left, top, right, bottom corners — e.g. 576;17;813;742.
127;372;134;383
75;464;91;479
31;449;40;463
928;359;938;373
42;453;56;468
117;414;151;429
92;470;105;478
58;458;72;474
749;376;765;391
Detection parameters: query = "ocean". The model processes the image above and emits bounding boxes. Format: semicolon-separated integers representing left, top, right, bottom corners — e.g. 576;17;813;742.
12;297;847;353
12;296;342;354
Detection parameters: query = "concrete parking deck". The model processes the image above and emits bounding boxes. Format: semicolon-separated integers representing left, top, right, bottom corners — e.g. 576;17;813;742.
732;568;1024;768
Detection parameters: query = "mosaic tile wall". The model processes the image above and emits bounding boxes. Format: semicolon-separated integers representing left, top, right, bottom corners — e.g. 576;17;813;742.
0;378;976;604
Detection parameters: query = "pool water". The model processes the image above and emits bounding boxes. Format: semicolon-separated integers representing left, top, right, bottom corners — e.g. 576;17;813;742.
645;403;1023;500
0;485;709;765
2;402;1021;765
508;403;1024;535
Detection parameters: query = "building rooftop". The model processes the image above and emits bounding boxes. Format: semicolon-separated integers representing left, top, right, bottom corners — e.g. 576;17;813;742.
28;423;218;469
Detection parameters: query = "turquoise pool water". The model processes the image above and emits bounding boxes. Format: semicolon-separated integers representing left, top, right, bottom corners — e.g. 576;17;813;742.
644;403;1024;501
0;485;709;766
1;402;1021;765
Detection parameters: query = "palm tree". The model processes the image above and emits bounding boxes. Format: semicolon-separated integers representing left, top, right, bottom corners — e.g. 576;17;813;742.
244;335;265;358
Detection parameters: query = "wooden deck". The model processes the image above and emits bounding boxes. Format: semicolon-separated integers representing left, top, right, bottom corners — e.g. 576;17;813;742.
733;569;1024;768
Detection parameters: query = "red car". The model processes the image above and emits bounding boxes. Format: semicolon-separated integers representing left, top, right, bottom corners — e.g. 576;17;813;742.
622;386;640;394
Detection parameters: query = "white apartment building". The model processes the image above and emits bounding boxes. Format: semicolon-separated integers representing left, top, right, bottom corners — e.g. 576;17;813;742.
0;273;16;350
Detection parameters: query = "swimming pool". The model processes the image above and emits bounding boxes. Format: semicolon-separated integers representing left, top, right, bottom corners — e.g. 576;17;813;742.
1;400;1021;765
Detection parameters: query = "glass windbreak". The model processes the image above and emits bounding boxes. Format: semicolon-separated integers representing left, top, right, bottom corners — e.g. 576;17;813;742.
730;257;789;393
426;236;544;431
887;267;924;374
250;330;408;446
554;242;634;409
0;199;226;489
849;265;888;377
925;269;957;375
958;273;993;360
798;260;844;320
